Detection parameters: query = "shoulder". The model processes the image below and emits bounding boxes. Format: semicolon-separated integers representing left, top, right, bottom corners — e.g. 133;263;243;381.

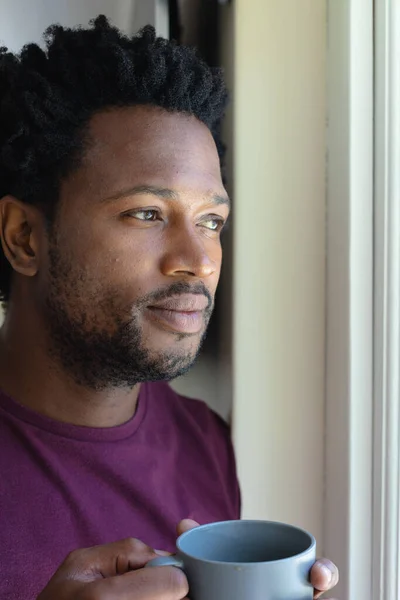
145;381;231;440
145;381;241;519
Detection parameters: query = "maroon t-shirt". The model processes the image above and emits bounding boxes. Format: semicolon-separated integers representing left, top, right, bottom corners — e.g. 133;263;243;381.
0;382;240;599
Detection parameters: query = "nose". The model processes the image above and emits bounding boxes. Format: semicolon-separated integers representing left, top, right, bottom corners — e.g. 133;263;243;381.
160;226;218;279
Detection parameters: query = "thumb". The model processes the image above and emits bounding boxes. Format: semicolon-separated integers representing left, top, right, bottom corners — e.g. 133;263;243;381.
177;519;200;537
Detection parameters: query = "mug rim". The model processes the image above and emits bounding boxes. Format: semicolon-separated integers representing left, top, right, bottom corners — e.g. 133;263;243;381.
176;519;316;567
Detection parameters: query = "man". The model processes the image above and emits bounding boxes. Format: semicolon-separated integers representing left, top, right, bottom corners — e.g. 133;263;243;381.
0;17;339;599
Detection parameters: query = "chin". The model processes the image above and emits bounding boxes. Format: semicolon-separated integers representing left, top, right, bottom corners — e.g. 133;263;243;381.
145;324;204;347
160;336;201;357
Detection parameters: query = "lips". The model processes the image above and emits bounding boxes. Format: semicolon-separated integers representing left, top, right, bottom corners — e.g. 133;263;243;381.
146;294;209;334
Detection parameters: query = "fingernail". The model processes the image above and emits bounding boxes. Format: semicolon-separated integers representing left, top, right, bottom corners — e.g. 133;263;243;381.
320;563;333;585
154;549;170;556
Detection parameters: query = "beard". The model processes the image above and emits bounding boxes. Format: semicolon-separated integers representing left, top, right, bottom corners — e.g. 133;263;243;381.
44;244;213;391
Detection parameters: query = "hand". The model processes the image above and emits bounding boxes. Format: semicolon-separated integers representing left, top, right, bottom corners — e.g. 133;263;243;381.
178;520;340;600
36;537;189;600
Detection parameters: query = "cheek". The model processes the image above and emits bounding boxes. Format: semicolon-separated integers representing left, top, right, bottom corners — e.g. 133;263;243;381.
73;225;162;295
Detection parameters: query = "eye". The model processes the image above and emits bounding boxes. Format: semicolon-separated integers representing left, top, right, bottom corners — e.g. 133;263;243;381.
123;209;160;221
198;216;226;232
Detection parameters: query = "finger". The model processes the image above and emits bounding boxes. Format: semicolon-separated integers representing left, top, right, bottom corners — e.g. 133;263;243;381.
311;558;339;597
177;519;200;536
65;537;159;580
86;565;189;600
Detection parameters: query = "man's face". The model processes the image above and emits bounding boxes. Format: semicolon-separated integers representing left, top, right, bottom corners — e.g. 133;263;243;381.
37;106;229;389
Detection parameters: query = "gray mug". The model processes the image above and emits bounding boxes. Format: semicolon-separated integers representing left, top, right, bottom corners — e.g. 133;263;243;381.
146;519;316;600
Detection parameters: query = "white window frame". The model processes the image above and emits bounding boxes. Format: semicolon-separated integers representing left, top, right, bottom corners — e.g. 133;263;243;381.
325;1;374;599
372;0;400;598
326;1;400;599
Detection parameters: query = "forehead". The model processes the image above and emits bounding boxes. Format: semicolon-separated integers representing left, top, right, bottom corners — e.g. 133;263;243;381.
74;105;223;199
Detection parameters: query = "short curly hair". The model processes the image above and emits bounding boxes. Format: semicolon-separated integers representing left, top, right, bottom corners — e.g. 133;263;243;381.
0;15;227;305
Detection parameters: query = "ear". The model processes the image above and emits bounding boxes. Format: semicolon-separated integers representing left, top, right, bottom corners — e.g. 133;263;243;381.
0;196;44;278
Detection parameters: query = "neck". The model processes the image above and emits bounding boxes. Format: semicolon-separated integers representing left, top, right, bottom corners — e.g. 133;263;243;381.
0;303;140;428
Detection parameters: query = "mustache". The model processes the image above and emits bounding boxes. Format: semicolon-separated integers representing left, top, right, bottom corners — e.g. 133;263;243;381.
139;281;214;313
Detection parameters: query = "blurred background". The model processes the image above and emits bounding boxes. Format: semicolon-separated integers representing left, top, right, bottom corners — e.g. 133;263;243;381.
1;2;396;600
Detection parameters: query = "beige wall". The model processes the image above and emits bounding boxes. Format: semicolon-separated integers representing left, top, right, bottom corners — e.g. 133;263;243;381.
224;0;326;548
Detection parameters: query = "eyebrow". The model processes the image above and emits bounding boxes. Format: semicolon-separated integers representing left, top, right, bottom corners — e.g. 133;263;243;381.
101;185;231;208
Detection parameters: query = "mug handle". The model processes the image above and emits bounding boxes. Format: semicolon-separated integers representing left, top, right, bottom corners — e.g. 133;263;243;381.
145;555;185;570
